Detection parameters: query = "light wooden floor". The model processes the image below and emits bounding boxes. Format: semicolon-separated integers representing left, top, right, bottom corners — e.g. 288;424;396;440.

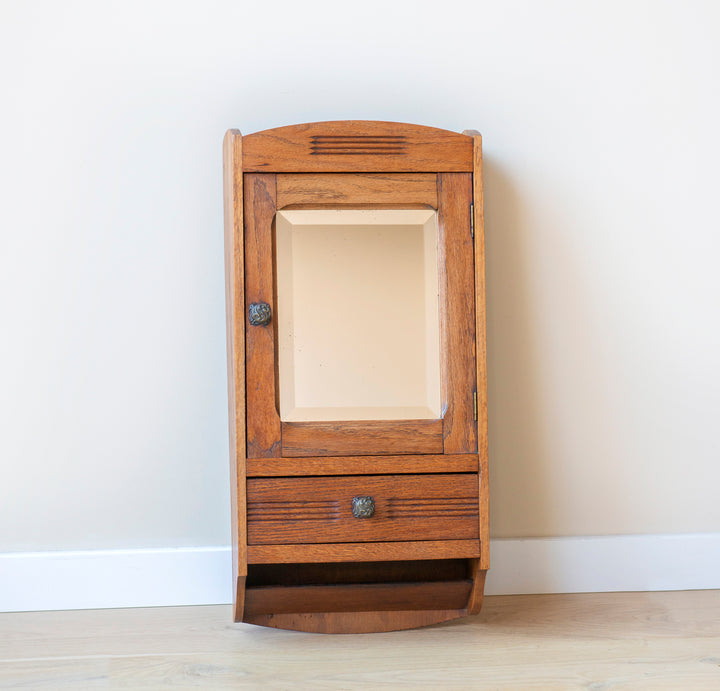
1;590;719;689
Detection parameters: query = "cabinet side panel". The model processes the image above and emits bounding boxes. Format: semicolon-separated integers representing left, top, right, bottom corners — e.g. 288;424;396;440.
466;132;489;569
223;129;247;621
463;130;488;614
244;174;282;458
438;173;477;453
465;562;487;615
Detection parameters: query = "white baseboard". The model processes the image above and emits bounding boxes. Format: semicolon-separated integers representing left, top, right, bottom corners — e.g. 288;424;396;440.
0;547;232;613
485;533;720;595
1;533;718;612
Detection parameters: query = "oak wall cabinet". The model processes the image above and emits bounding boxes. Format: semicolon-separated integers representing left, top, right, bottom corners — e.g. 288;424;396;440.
223;121;488;633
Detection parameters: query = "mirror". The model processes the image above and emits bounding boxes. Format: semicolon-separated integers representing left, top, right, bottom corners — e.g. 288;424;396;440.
276;208;441;421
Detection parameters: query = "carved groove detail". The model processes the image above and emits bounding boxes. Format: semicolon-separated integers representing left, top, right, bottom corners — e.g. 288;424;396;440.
248;500;341;522
310;135;407;156
386;497;477;519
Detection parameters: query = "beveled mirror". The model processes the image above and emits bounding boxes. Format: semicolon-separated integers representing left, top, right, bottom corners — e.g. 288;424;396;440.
276;208;441;422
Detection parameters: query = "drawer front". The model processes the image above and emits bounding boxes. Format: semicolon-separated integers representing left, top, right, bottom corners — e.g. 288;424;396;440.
247;474;478;545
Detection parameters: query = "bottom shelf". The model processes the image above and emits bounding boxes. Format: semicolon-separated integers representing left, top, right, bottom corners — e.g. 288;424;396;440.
237;559;487;633
245;580;472;616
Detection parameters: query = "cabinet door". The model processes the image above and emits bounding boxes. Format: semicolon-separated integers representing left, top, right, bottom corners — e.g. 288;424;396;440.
245;172;476;458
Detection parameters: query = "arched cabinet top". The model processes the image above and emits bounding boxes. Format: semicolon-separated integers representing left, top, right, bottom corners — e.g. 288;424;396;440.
240;121;474;173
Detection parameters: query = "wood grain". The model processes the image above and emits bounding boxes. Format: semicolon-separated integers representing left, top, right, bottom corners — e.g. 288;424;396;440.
243;121;473;173
244;580;472;616
438;173;477;453
276;173;438;207
222;129;247;621
244;173;281;458
246;453;478;476
246;474;478;545
281;419;444;457
247;540;481;564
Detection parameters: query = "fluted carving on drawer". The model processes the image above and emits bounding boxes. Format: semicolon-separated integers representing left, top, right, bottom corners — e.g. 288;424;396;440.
247;500;341;523
386;497;477;519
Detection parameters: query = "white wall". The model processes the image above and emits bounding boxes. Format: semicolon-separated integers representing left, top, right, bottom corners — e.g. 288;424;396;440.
1;0;719;563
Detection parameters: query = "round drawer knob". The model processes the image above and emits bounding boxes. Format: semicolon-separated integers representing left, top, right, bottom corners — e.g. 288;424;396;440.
351;496;375;519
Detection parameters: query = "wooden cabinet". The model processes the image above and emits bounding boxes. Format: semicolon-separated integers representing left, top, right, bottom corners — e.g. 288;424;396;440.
223;121;488;633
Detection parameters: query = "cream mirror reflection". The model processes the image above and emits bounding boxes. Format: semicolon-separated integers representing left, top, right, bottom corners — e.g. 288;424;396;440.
276;209;441;422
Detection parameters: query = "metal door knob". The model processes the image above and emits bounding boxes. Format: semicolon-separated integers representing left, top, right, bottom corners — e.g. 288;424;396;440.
248;302;271;326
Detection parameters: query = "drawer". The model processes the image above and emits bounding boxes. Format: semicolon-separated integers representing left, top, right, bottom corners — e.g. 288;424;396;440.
247;474;478;545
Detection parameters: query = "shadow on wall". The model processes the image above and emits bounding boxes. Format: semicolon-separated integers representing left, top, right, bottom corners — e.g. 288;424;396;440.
484;158;555;540
484;157;622;540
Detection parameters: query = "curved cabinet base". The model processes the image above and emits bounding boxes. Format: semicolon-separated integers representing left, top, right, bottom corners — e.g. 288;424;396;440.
244;609;467;634
237;568;488;634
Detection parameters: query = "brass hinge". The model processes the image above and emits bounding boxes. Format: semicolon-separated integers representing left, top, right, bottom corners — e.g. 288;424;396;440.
473;390;478;421
470;203;475;239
